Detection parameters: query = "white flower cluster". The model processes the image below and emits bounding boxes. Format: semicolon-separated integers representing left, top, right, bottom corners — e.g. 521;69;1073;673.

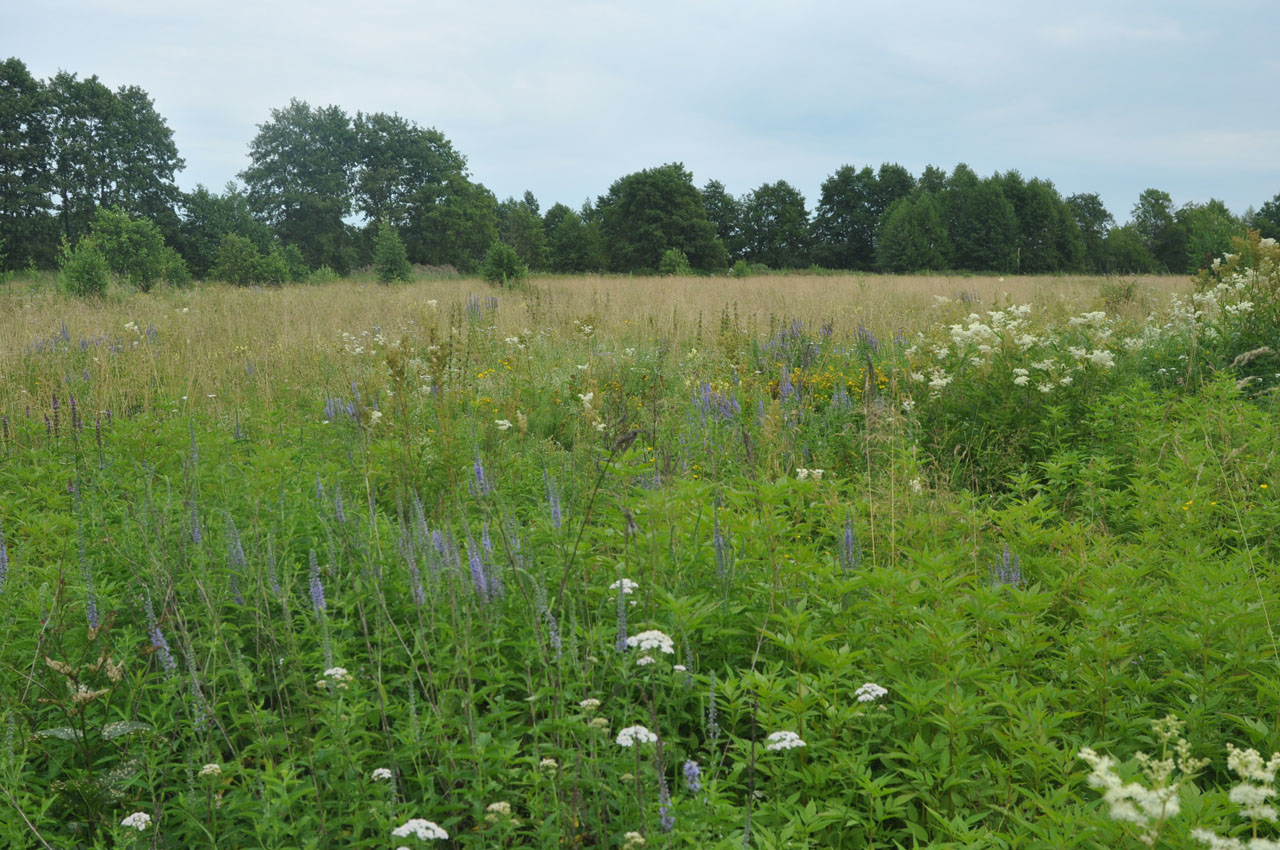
198;763;222;777
392;818;449;840
855;682;888;702
765;730;806;751
371;767;394;782
121;811;151;831
579;698;601;712
616;725;658;747
610;578;639;594
1079;746;1181;841
626;630;675;654
795;468;824;480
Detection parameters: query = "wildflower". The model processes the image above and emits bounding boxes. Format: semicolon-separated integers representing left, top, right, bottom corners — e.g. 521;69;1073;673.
1013;374;1031;387
121;812;151;831
626;630;675;654
392;819;448;840
371;767;394;782
766;731;806;751
623;832;646;849
610;578;639;594
636;654;656;667
589;717;610;729
198;763;222;777
322;667;351;689
485;801;512;824
683;759;702;792
578;392;594;411
539;757;559;773
909;477;923;494
855;682;889;702
617;725;658;747
367;409;383;427
673;664;687;673
580;698;601;712
309;550;326;615
495;419;513;430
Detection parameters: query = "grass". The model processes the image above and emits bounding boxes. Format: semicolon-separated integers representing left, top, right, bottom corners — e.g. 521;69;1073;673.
1;267;1274;850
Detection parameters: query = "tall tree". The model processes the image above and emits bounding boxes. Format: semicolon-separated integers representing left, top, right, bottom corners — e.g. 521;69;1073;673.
942;165;1018;272
545;202;604;272
497;193;548;270
1066;192;1114;273
1253;192;1280;241
241;99;356;272
1177;199;1243;272
1130;188;1187;272
177;182;274;278
877;193;951;272
740;180;810;268
0;58;55;268
811;165;878;269
597;163;726;272
701;179;743;261
352;111;466;228
406;174;498;271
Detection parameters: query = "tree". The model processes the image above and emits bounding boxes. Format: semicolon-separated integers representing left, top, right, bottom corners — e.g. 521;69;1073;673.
1253;192;1280;241
1067;193;1115;272
353;111;466;228
89;206;166;291
545;203;603;272
997;173;1082;272
1130;188;1187;272
1177;199;1243;272
1103;224;1157;273
481;240;527;287
877;193;951;272
58;235;109;296
497;193;548;270
740;180;811;268
373;221;411;283
918;164;948;195
177;183;273;278
241;99;356;272
811;163;915;270
701;180;744;261
407;174;498;271
942;166;1017;272
0;58;56;269
597;163;726;272
46;71;182;244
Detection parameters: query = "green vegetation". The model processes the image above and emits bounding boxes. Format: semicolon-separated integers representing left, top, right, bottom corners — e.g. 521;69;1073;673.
1;234;1278;848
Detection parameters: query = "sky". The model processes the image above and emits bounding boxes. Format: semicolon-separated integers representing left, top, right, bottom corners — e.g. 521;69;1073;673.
8;0;1279;222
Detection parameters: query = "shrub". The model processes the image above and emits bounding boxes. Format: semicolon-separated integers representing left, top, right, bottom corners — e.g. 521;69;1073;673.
161;247;191;288
658;247;693;276
307;264;341;284
58;237;110;297
481;240;527;287
373;221;412;284
209;233;263;286
89;207;166;292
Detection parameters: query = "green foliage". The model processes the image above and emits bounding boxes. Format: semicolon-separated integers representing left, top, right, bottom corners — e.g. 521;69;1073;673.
1177;199;1244;272
598;163;727;272
740;180;811;269
57;236;109;296
701;179;744;261
1102;224;1157;273
177;182;274;278
876;192;950;272
209;233;269;286
306;264;341;284
657;247;693;276
812;163;915;270
481;240;528;287
88;206;167;291
544;203;604;273
373;221;412;283
498;194;549;271
160;245;191;287
1067;192;1115;273
942;166;1018;272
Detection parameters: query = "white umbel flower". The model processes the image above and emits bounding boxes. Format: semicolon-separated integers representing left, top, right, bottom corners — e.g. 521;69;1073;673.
121;812;151;831
392;818;448;840
855;682;888;702
616;725;658;747
626;630;675;654
765;731;806;751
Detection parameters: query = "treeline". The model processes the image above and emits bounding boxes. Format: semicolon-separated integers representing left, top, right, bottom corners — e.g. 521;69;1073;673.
4;56;1280;281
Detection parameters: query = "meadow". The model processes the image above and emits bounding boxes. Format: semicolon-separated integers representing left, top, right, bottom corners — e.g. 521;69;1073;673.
1;252;1278;850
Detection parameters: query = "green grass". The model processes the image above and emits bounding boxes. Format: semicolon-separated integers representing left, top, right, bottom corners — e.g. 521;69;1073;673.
0;266;1276;849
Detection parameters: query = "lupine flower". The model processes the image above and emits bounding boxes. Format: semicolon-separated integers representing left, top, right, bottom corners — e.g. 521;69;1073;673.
713;513;730;582
545;473;563;529
617;725;658;747
855;682;889;702
0;518;9;593
616;581;628;652
707;671;720;741
121;812;151;831
990;544;1022;587
683;759;702;792
145;595;177;673
473;449;489;495
658;769;674;832
392;819;448;840
765;731;806;751
838;511;861;575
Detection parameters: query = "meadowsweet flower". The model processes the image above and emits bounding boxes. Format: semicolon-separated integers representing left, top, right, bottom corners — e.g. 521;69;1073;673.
580;698;601;712
495;419;513;430
539;757;559;773
855;682;888;702
485;801;512;824
623;832;646;849
617;725;658;747
626;630;675;654
766;731;806;751
392;818;448;840
121;812;151;831
198;763;222;777
371;767;394;782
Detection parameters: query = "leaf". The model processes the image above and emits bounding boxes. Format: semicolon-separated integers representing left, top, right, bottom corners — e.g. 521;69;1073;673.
102;721;152;740
36;726;83;741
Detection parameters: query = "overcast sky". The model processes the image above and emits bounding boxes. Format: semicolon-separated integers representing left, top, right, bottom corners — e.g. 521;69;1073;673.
9;0;1279;221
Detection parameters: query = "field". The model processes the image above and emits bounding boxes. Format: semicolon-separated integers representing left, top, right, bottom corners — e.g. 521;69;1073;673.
1;262;1278;850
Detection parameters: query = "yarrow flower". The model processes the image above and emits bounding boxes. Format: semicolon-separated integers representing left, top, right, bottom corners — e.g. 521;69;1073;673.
121;812;151;831
855;682;889;703
198;763;222;777
617;725;658;747
626;630;675;654
610;578;639;594
765;731;806;751
623;831;646;849
392;818;449;841
371;767;394;782
485;801;513;824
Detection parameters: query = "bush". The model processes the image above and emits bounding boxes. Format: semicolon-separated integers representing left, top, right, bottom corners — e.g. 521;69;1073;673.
658;247;693;276
257;247;292;286
307;265;341;284
161;247;191;288
481;240;527;287
90;207;167;292
209;234;262;286
58;237;110;297
373;222;412;284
